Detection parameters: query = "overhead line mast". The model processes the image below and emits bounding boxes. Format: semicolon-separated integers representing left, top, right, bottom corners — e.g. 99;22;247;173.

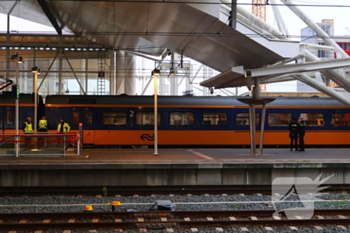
252;0;267;92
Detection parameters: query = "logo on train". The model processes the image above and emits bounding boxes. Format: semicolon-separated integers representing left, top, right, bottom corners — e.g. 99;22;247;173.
271;174;334;219
140;134;154;141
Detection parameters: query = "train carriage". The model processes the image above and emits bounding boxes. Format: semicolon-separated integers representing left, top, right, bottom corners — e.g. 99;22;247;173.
0;92;44;133
44;95;350;147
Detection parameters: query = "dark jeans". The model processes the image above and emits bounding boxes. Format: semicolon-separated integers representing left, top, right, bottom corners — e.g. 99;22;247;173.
299;135;305;151
290;137;298;151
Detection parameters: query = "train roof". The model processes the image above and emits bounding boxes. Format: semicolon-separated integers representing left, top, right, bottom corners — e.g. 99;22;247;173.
44;95;347;107
0;92;43;104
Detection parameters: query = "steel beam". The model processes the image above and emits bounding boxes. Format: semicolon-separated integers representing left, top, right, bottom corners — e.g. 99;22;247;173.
37;0;62;35
246;58;350;78
293;74;350;107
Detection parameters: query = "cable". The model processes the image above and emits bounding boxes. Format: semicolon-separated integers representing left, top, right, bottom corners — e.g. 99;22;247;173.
51;0;350;8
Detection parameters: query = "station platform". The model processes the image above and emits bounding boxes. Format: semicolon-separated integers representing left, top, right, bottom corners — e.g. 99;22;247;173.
0;148;349;186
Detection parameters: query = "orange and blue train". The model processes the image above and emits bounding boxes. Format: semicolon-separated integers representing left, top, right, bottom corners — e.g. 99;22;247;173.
1;93;350;147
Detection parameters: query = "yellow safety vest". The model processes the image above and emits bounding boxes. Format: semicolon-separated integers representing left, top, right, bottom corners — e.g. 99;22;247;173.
24;122;33;133
57;122;70;132
38;119;48;129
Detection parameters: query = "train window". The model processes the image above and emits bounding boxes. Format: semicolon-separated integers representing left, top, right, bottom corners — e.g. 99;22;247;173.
170;112;195;126
85;111;92;125
235;113;259;126
72;111;80;125
102;112;127;125
300;113;324;126
136;112;161;125
6;111;14;124
331;113;350;126
268;113;292;126
202;113;227;126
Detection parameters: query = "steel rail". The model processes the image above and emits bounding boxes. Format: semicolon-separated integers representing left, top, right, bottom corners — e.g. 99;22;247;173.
1;209;350;219
1;209;350;230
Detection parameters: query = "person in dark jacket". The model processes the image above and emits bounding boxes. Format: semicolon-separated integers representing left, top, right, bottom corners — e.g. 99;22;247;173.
297;117;306;151
288;119;298;151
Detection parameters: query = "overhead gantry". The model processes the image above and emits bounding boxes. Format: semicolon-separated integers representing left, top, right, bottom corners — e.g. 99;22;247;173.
201;58;350;155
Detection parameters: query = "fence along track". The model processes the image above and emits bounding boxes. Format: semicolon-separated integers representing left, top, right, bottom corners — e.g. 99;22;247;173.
1;184;350;196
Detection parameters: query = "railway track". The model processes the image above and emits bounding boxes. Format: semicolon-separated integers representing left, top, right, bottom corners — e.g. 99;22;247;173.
1;184;350;196
1;209;350;231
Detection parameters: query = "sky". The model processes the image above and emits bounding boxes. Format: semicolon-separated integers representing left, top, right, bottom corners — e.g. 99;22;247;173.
0;0;349;94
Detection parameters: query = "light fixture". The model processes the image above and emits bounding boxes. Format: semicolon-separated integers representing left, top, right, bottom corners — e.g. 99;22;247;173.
65;89;70;94
169;68;175;76
10;53;23;63
31;66;40;74
152;68;160;77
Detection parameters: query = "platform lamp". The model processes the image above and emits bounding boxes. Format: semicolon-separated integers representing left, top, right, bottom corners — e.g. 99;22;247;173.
152;68;160;156
31;66;40;133
11;53;23;157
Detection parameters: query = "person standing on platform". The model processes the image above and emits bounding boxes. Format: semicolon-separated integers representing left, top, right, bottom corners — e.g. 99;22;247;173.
297;117;306;151
23;117;33;148
38;116;48;132
38;116;48;148
288;119;298;151
57;119;70;149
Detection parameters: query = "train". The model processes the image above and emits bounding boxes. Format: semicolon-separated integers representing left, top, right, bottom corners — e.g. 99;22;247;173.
1;92;350;147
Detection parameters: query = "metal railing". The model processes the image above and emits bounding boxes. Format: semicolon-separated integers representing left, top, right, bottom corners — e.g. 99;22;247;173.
0;133;81;157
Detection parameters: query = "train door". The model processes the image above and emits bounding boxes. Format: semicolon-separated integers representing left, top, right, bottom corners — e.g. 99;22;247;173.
4;107;15;132
128;110;135;127
72;108;94;144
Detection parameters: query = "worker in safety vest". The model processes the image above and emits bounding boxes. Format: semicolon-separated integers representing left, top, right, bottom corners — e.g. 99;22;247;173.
297;117;306;152
23;117;33;133
38;116;48;132
57;119;70;133
288;119;298;151
22;117;33;148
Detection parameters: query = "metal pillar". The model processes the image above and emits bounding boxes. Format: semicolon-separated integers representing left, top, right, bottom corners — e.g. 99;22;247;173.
33;72;38;132
85;50;89;94
15;61;19;157
259;103;267;155
124;52;136;95
58;49;63;94
110;50;116;95
5;48;10;91
154;74;158;155
116;51;125;94
248;102;256;155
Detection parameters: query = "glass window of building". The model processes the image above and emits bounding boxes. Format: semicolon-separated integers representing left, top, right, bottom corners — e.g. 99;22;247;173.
202;112;227;126
331;113;350;126
136;112;161;125
268;113;292;126
170;112;195;126
102;112;127;125
235;113;260;126
6;111;14;124
300;113;324;126
72;111;80;125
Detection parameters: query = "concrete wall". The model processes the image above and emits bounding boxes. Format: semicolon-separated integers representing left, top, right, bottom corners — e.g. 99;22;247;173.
1;163;349;186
